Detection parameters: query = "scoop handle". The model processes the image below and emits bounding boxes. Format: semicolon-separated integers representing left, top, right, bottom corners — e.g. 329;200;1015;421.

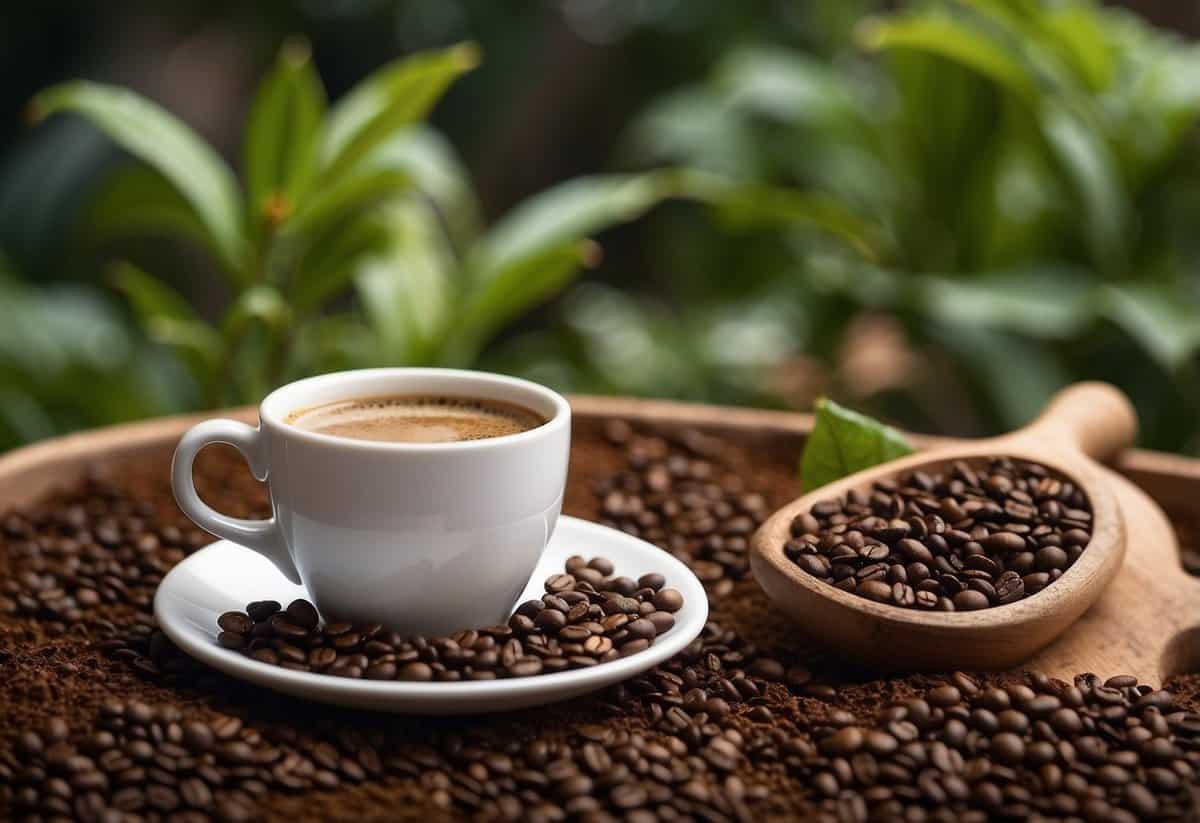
1023;382;1137;462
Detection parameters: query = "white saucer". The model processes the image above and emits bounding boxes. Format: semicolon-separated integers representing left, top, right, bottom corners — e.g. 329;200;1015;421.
154;516;708;714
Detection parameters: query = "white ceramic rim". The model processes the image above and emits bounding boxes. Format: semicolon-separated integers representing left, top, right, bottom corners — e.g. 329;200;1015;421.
258;368;571;452
154;517;708;705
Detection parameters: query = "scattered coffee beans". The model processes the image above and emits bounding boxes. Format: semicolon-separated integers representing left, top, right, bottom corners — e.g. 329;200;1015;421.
785;457;1093;610
1;421;1197;823
214;557;684;680
790;670;1200;822
597;420;770;597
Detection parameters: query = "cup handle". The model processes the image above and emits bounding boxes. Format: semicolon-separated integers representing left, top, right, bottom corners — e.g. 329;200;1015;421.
171;419;301;584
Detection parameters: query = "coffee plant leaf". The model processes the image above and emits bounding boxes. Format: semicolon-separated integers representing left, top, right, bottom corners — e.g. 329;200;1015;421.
1099;284;1200;373
291;217;391;312
110;262;224;381
858;13;1038;105
451;240;595;366
223;285;292;338
467;171;680;281
31;82;247;278
320;42;479;180
283;167;411;242
85;166;212;252
245;38;326;221
801;397;914;492
1039;100;1129;275
354;199;456;363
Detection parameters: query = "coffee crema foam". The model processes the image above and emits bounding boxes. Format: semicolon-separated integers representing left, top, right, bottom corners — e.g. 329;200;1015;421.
284;394;545;443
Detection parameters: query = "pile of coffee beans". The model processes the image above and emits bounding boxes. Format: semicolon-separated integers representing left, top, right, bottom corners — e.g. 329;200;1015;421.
215;556;684;681
597;420;770;596
788;670;1199;822
785;457;1093;610
6;700;327;821
0;479;210;630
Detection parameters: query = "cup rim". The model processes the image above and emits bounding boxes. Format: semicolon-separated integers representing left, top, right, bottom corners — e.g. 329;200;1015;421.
258;367;570;452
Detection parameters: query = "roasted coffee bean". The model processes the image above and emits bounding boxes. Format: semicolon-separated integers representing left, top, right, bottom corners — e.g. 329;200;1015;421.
285;599;320;630
217;611;252;635
953;590;990;611
246;600;281;622
653;588;684;613
217;630;247;650
785;457;1090;611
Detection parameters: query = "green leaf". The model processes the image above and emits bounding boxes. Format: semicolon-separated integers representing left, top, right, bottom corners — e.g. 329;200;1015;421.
244;38;327;221
448;171;685;364
1099;284;1200;373
1038;5;1115;91
927;323;1070;430
111;261;203;324
621;88;763;178
31;81;246;277
858;13;1038;105
692;180;881;260
320;42;479;180
800;397;914;492
85;166;211;250
353;200;456;363
288;314;378;376
367;126;482;252
467;171;681;279
282;168;411;241
110;262;224;378
451;240;596;365
1039;100;1129;273
909;269;1094;339
291;216;391;312
222;284;292;338
716;46;857;124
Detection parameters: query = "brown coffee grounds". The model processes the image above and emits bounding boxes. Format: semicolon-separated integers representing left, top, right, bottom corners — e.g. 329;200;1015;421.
0;416;1197;822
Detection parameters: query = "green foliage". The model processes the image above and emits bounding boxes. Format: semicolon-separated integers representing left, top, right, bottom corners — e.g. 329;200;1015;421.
32;41;676;410
801;398;914;491
353;161;686;371
0;254;186;449
608;0;1200;452
30;41;471;405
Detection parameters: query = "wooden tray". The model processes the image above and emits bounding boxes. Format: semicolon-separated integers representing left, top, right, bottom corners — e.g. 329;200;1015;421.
1;397;1197;685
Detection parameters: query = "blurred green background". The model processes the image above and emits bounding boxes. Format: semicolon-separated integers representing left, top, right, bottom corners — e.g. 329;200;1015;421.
1;0;1198;454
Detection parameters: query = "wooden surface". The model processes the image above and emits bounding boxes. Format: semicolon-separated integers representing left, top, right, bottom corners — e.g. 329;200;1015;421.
0;394;1197;685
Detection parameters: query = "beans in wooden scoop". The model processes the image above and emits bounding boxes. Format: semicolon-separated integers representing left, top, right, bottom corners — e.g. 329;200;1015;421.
784;457;1092;611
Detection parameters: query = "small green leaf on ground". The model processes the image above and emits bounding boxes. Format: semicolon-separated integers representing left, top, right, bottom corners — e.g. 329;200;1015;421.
801;397;914;492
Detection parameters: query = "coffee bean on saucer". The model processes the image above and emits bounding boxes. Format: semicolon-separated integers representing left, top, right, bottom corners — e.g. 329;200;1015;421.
246;600;281;622
217;611;251;634
217;556;682;681
285;598;319;630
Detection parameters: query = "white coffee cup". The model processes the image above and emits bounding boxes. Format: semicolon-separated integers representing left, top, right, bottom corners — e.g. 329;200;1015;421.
171;368;571;635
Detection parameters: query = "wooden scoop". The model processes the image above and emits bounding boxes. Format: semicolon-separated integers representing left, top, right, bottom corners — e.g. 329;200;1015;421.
750;382;1138;671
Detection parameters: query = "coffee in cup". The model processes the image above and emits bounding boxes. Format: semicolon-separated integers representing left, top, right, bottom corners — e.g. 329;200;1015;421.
284;394;545;444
